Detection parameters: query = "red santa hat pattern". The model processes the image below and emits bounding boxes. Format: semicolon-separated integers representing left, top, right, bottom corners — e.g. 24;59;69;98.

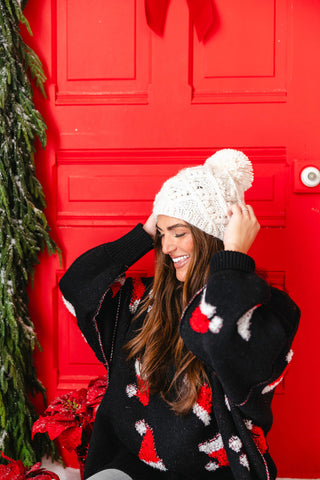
190;288;223;334
135;420;167;471
228;436;250;470
189;289;264;344
129;277;146;314
262;349;293;394
110;274;126;297
244;419;268;454
236;304;261;342
199;433;251;472
198;433;229;471
126;359;149;406
192;383;212;426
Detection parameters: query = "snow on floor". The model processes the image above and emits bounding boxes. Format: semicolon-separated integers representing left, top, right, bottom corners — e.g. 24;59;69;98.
41;457;80;480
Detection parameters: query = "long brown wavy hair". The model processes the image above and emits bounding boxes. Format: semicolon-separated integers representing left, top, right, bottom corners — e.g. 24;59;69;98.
125;223;224;415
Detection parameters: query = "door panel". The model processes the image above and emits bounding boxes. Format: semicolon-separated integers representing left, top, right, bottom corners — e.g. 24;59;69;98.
192;0;288;103
24;0;319;476
56;0;150;104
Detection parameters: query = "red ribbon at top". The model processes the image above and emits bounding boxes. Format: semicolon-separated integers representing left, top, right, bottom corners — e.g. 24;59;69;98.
145;0;214;41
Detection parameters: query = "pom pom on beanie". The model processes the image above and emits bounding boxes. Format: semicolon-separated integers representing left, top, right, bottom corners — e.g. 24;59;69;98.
153;149;253;241
205;149;253;192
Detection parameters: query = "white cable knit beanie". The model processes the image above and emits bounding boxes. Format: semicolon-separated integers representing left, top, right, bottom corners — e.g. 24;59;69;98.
153;149;254;240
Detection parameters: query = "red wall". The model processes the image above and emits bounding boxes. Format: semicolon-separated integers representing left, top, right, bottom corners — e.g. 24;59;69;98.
24;0;320;476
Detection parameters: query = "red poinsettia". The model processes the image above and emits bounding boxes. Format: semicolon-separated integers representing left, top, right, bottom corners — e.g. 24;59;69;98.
32;376;107;453
0;451;60;480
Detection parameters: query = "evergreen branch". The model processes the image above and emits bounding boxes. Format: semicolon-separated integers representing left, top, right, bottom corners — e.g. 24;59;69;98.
0;0;61;466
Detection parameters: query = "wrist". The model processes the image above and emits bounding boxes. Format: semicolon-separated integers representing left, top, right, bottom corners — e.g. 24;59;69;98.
223;243;248;254
211;250;255;273
143;215;156;238
143;223;154;238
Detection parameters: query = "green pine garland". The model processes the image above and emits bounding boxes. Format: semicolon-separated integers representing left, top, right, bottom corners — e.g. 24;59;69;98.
0;0;60;466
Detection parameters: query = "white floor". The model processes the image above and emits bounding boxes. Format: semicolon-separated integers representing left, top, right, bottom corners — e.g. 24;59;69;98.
41;459;318;480
42;458;80;480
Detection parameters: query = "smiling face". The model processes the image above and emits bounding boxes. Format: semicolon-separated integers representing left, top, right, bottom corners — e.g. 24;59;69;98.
156;215;194;282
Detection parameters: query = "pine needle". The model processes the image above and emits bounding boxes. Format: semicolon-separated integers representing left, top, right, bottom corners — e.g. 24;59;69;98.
0;0;61;466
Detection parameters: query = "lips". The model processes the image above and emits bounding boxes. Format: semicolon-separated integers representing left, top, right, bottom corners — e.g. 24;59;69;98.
171;255;190;269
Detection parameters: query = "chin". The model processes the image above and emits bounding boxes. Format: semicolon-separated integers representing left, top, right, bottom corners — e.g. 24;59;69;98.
176;271;187;282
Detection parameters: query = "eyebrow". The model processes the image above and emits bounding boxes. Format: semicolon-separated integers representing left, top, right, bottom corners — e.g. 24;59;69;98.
156;223;188;232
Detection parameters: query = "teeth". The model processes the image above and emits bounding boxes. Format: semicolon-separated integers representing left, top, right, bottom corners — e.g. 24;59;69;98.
172;255;189;263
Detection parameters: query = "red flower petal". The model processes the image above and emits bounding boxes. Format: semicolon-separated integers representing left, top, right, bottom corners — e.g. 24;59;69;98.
27;462;42;472
88;375;108;389
47;412;75;422
0;453;60;480
26;466;60;480
31;377;108;454
32;416;76;440
69;389;87;402
87;376;108;404
0;453;25;479
59;425;83;451
0;464;23;480
30;476;53;480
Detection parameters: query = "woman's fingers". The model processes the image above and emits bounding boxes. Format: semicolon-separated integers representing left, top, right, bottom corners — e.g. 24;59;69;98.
223;203;260;254
240;203;250;215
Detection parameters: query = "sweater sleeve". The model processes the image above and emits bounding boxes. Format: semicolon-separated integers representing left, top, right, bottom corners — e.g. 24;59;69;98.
59;224;154;364
180;250;300;406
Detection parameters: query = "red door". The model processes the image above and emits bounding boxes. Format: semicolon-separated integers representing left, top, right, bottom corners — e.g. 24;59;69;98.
25;0;320;477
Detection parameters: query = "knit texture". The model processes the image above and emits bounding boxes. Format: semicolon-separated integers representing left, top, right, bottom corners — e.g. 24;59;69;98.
153;149;254;240
59;225;300;480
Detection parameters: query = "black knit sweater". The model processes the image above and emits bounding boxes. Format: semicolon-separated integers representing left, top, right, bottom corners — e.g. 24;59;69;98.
59;225;300;480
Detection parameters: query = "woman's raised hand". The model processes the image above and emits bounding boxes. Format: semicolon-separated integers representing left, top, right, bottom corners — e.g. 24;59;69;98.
223;204;260;254
143;214;157;239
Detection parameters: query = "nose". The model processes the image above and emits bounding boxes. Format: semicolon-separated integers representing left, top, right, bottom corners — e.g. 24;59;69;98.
161;235;176;255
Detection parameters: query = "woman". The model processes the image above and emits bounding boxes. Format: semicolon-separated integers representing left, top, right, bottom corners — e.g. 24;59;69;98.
59;149;300;480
